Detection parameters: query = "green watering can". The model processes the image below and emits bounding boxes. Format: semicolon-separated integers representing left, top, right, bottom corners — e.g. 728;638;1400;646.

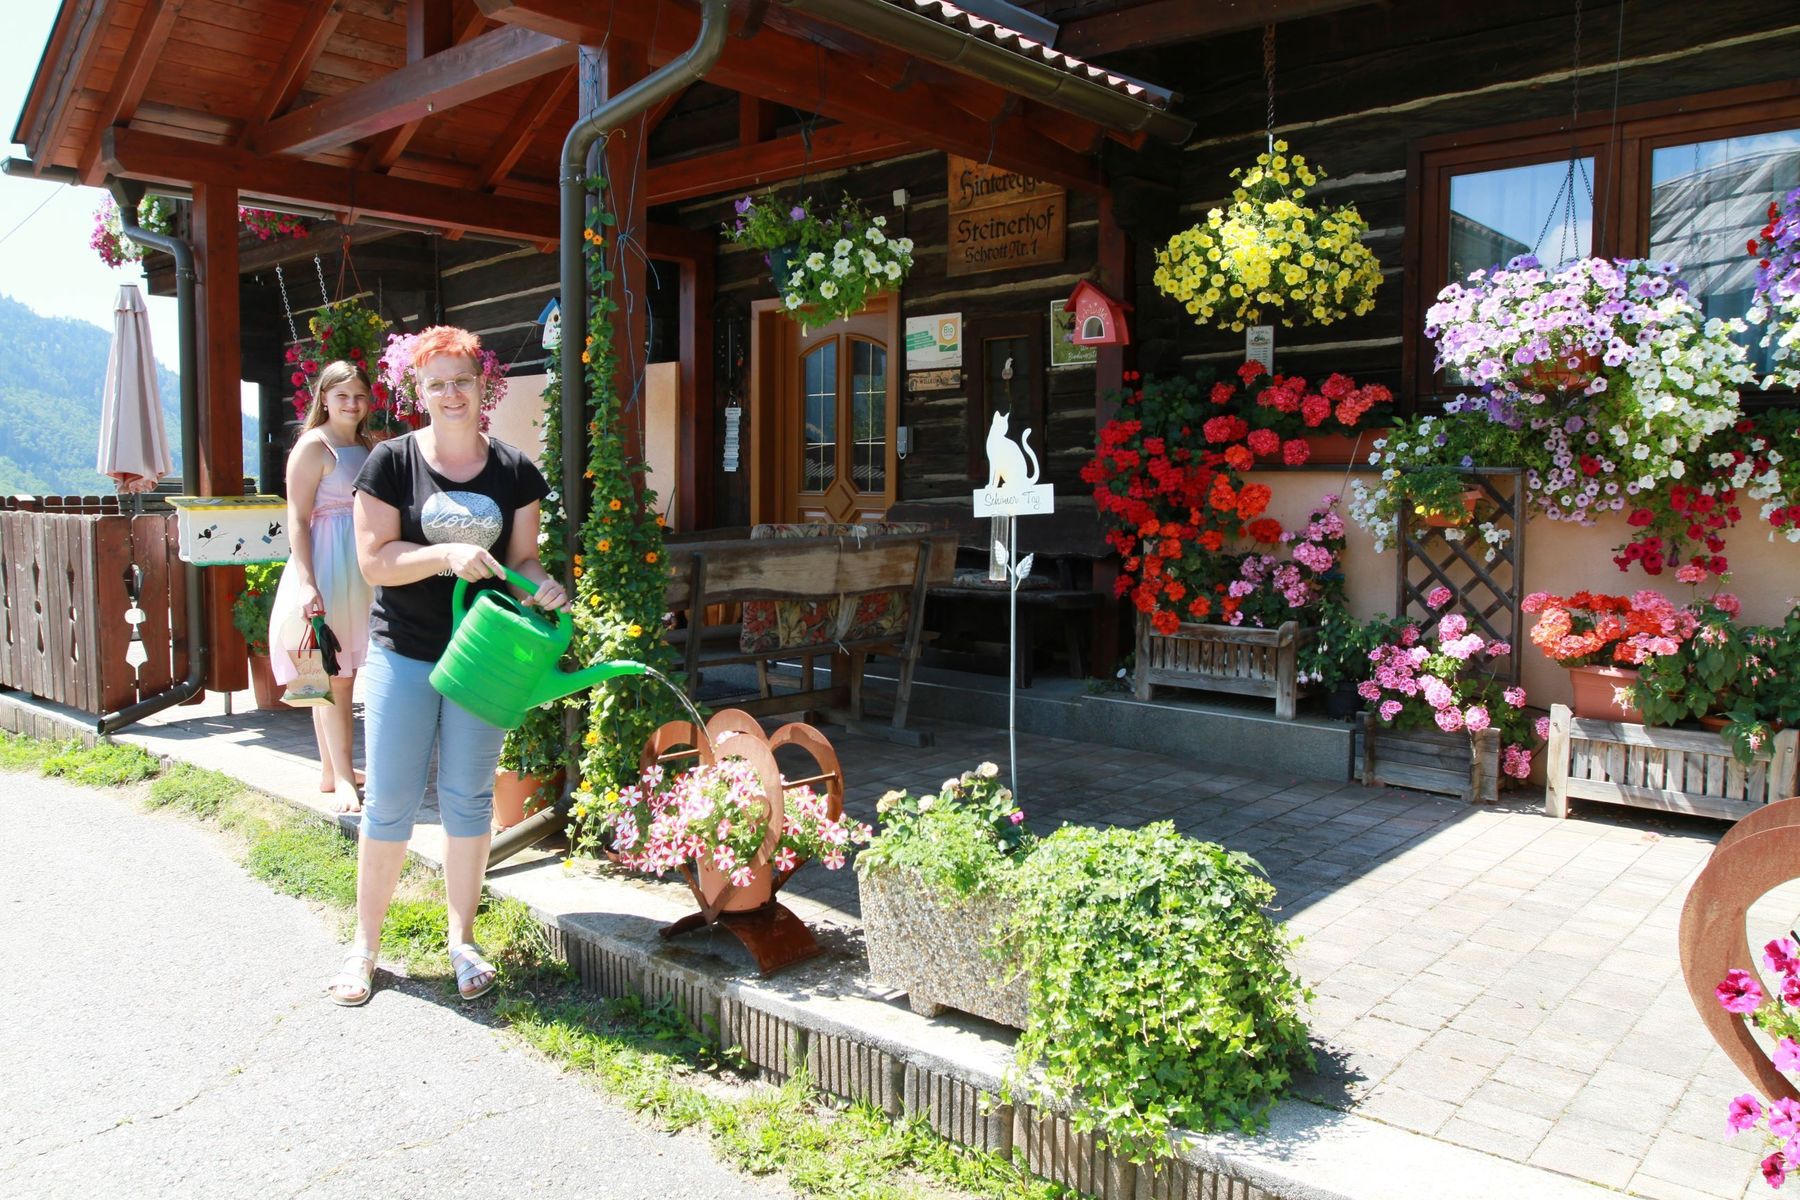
429;564;647;730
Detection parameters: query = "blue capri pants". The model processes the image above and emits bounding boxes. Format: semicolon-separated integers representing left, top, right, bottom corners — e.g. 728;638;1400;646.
360;640;506;842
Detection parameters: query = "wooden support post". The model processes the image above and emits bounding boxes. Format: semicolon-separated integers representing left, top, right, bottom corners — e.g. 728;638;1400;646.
1091;191;1133;677
581;41;651;483
1545;704;1572;818
192;183;248;693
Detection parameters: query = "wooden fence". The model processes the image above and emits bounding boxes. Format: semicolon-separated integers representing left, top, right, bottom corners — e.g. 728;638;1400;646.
0;496;188;716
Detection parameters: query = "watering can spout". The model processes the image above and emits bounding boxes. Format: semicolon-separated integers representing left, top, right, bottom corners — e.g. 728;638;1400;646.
527;659;649;709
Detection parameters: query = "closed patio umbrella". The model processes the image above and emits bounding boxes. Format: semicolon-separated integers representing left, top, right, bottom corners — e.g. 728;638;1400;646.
96;284;172;494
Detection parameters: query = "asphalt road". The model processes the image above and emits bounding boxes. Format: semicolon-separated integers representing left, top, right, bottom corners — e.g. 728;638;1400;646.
0;772;792;1200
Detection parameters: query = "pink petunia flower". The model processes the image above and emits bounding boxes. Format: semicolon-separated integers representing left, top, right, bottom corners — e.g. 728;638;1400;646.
1775;1037;1800;1075
1730;1094;1766;1135
1766;1152;1789;1189
1774;1097;1800;1142
1718;969;1766;1015
1767;939;1800;977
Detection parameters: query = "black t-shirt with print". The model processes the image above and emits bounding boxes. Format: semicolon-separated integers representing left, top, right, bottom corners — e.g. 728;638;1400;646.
353;432;551;662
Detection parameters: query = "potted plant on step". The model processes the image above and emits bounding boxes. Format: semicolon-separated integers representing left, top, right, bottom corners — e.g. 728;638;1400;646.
1522;588;1698;723
1300;605;1401;720
494;703;567;831
857;763;1031;1025
232;561;285;711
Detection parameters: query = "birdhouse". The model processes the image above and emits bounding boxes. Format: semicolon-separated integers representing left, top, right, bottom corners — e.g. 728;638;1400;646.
167;495;290;565
1065;280;1132;346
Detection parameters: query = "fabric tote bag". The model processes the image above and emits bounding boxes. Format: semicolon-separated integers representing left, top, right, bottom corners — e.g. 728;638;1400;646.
282;616;336;707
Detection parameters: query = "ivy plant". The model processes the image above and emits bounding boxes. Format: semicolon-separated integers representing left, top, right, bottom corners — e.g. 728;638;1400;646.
998;823;1312;1162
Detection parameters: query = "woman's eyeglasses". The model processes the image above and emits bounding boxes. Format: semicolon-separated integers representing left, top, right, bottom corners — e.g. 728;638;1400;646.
420;375;480;398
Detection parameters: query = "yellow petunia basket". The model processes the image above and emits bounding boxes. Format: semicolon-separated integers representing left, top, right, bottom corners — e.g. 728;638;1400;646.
1154;141;1383;332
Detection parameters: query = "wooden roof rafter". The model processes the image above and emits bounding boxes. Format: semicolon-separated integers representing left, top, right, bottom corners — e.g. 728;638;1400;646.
237;0;348;147
361;4;493;172
469;64;574;191
76;0;186;184
478;0;1105;192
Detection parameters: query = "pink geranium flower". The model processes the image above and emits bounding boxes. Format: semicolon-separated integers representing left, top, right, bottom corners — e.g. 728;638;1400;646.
1426;585;1454;610
1718;969;1765;1014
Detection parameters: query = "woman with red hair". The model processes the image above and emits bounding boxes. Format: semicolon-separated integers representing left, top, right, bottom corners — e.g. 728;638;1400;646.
329;325;567;1007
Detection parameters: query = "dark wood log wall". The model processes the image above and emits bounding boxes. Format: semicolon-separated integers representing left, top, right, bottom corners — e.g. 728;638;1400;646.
1099;0;1800;399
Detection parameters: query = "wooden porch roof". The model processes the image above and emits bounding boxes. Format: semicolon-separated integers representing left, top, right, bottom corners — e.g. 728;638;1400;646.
12;0;1195;245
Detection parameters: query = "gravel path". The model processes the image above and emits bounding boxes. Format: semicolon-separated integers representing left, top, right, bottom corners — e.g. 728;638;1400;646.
0;773;791;1200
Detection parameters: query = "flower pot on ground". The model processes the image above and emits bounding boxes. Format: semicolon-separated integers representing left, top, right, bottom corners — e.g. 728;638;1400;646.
1324;682;1364;720
246;653;286;711
1566;664;1644;724
493;768;564;831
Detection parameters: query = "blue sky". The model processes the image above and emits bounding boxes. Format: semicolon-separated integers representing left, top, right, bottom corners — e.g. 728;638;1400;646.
2;2;181;373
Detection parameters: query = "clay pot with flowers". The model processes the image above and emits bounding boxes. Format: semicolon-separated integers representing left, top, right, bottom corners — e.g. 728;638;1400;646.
1522;589;1700;723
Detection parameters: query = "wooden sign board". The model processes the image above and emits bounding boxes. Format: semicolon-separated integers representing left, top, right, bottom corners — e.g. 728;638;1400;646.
907;368;962;392
947;154;1066;277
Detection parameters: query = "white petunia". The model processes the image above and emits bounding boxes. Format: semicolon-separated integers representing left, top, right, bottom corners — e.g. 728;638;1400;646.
820;280;838;299
834;238;852;255
805;252;826;270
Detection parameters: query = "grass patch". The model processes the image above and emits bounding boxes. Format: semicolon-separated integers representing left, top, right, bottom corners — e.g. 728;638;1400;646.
246;821;359;909
40;739;159;787
0;731;49;772
147;762;244;819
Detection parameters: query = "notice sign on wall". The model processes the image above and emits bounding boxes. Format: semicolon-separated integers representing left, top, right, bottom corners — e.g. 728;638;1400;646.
946;154;1066;277
905;312;962;370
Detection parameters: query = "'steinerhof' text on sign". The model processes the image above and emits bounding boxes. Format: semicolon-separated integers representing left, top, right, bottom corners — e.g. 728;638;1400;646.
946;155;1066;277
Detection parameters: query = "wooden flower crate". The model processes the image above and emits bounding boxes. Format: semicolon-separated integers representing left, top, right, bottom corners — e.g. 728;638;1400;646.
1360;714;1501;803
1134;616;1310;719
1544;704;1800;821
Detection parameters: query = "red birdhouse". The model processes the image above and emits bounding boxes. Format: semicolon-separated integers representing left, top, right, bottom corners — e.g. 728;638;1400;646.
1065;280;1132;346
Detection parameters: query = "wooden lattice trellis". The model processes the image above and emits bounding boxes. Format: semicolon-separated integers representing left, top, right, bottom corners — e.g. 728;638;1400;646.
1396;467;1525;686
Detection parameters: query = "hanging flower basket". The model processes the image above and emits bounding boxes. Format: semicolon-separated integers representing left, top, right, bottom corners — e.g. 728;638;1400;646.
1749;185;1800;390
378;331;508;429
1152;141;1382;332
724;193;913;325
284;297;409;434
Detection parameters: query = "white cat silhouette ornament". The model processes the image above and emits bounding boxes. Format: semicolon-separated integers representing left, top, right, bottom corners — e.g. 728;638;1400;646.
974;411;1054;516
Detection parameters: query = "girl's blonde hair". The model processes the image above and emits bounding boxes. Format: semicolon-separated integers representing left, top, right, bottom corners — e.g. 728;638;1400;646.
302;360;375;449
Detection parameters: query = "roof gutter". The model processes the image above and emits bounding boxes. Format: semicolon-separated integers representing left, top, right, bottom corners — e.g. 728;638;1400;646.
95;176;208;735
489;0;730;872
774;0;1193;144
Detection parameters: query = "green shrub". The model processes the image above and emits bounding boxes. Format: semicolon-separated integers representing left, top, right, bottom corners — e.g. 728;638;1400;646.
146;762;242;818
41;739;159;787
856;763;1028;899
1000;822;1311;1161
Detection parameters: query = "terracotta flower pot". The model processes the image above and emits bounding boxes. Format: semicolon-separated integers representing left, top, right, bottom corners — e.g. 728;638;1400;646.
696;858;775;912
1698;714;1729;733
1301;427;1392;466
1521;350;1601;393
493;768;564;830
247;653;288;711
1417;488;1485;528
1568;664;1644;724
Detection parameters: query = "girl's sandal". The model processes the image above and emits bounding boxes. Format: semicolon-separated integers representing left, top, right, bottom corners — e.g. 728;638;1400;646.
326;949;378;1007
450;942;498;1001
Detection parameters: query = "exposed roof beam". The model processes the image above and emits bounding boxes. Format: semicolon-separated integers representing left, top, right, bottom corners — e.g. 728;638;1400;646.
104;128;559;242
643;86;690;138
362;7;491;171
239;0;346;145
1058;0;1380;59
251;24;573;158
647;125;913;204
27;0;120;165
478;0;1102;192
739;95;776;146
78;0;185;184
470;65;573;190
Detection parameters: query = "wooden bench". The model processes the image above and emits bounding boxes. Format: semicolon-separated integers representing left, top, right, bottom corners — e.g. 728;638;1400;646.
662;532;956;743
885;500;1112;686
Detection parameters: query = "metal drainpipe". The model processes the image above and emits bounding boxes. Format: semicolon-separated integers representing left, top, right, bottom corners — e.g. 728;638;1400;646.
489;0;730;871
96;178;209;734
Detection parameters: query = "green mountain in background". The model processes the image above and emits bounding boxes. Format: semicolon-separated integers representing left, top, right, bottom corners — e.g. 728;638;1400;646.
0;292;257;497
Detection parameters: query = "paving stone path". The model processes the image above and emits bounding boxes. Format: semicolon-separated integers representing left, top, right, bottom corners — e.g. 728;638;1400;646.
0;773;792;1200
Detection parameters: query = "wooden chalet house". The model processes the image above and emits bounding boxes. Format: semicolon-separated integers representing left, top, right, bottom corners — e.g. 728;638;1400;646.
11;0;1800;729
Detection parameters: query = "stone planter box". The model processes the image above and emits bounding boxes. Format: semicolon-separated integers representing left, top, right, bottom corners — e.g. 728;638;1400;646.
1135;616;1310;719
1360;713;1500;803
857;862;1027;1029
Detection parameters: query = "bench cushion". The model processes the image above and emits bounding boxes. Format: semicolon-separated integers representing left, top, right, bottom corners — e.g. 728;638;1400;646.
739;521;930;653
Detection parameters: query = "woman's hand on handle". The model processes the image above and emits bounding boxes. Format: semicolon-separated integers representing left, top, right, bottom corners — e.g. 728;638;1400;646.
441;543;501;582
525;578;568;611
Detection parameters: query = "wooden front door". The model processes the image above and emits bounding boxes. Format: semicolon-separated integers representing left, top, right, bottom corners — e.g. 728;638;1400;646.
774;304;897;523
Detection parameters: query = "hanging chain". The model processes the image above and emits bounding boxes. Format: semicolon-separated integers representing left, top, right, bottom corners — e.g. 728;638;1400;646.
1533;0;1593;266
1262;24;1277;153
275;262;300;345
314;254;330;309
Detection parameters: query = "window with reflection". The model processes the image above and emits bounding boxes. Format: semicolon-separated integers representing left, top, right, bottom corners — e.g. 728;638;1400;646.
1650;129;1800;378
801;341;836;492
1448;158;1594;278
851;339;886;493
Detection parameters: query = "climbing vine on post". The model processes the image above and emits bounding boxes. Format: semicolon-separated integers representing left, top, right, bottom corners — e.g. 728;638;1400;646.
570;176;681;858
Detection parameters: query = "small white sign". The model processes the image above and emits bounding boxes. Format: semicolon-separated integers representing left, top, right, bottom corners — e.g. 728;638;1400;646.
974;484;1055;515
722;406;742;473
1245;324;1274;371
904;312;962;370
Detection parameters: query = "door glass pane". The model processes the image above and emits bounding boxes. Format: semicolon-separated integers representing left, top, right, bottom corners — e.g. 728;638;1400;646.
1651;129;1800;381
852;340;886;493
1448;158;1594;280
801;342;836;493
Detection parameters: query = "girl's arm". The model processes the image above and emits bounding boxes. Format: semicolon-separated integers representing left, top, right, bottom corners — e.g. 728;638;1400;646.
501;501;568;610
284;436;330;614
354;491;502;586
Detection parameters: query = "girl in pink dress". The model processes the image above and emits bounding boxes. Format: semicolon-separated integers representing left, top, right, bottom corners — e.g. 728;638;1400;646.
269;360;375;809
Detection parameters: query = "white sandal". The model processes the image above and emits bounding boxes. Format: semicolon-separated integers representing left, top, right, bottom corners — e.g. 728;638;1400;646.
450;943;497;1001
326;948;377;1007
